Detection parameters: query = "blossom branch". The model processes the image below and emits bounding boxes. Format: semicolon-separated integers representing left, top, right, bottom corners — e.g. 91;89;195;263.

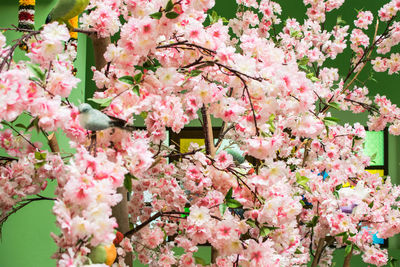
344;98;380;114
0;195;55;236
343;246;353;267
321;16;395;114
0;31;40;72
124;211;220;238
201;105;216;156
227;166;263;204
1;121;39;151
310;238;326;267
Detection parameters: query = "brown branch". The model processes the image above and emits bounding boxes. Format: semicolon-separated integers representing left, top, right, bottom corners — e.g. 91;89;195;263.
0;195;55;236
321;16;395;114
201;105;216;157
215;123;235;151
344;98;379;114
157;41;216;56
0;31;40;72
124;211;220;238
227;166;263;204
311;238;326;267
71;28;96;35
343;246;353;267
165;148;202;158
243;84;260;136
2;121;39;151
47;132;60;153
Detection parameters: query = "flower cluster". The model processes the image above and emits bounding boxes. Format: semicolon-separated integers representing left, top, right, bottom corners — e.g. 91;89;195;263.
1;0;400;267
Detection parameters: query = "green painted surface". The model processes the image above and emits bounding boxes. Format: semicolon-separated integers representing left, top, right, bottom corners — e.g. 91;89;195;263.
364;131;385;166
0;1;85;266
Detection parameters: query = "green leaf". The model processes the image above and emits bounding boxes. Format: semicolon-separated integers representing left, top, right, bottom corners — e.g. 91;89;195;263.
189;69;202;77
290;30;302;38
296;173;311;192
298;56;309;66
27;63;45;82
15;123;26;129
328;102;341;110
29;77;42;83
165;0;174;12
226;199;242;209
368;201;374;208
246;219;257;228
140;111;148;119
333;190;339;199
295;248;302;254
225;188;233;200
260;226;272;237
134;73;143;83
123;174;133;193
119;75;134;85
323;116;340;126
208;10;219;24
219;203;227;216
345;244;353;256
370;152;377;163
335;232;347;237
88;97;112;108
306;215;319;227
194;256;206;266
165;11;179;19
133;85;140;97
299;65;308;71
336;16;346;25
181;206;190;218
34;161;46;169
323;117;340;123
150;12;163;20
35;151;47;161
26;117;40;132
310;76;320;82
389;257;398;267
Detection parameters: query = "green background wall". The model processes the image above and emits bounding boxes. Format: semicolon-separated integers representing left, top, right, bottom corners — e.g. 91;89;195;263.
0;0;399;266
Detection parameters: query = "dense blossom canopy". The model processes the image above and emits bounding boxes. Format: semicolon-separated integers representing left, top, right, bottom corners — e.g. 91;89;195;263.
1;0;400;266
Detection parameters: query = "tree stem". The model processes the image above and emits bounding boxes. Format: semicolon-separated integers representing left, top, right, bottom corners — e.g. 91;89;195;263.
90;35;111;74
201;105;216;157
89;34;132;265
201;105;218;262
112;187;133;266
311;238;325;267
343;247;353;267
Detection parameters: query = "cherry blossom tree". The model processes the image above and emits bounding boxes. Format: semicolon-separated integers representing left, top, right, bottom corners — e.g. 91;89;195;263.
1;0;400;266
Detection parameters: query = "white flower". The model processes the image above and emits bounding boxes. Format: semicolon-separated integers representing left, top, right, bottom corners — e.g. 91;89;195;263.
41;22;70;42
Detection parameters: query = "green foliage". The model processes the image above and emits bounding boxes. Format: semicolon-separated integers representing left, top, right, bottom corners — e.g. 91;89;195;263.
165;0;174;12
88;97;112;108
208;10;229;25
149;12;162;20
27;63;45;82
296;172;311;192
118;76;134;85
166;12;180;19
194;256;206;266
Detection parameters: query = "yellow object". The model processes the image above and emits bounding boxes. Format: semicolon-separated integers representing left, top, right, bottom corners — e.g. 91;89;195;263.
19;0;35;5
105;243;117;266
180;138;205;153
342;182;351;188
366;169;384;176
68;16;78;39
